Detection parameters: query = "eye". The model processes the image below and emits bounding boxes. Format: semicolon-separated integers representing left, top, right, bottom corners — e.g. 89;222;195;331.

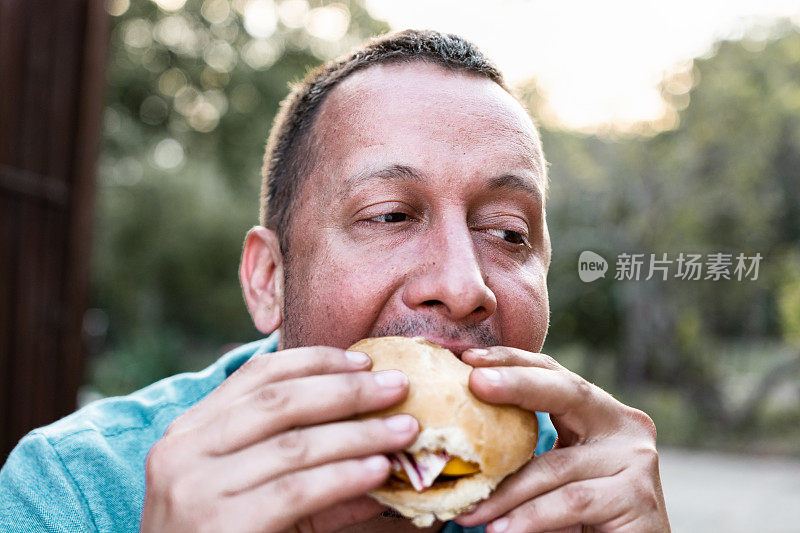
370;212;410;223
486;228;529;246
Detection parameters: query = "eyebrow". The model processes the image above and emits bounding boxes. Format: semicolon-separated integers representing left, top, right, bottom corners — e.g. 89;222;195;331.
339;163;542;205
486;173;543;205
339;164;425;197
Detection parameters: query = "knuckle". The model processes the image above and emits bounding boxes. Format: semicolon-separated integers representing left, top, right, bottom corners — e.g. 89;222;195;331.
372;416;401;438
274;474;304;505
162;416;185;439
256;383;292;412
144;445;164;486
629;408;658;441
574;376;594;401
490;345;512;359
363;418;399;448
633;442;660;469
352;419;381;446
630;476;661;513
303;345;347;370
274;429;311;465
539;352;560;369
344;371;368;407
208;411;235;456
311;346;347;373
563;482;593;513
239;351;275;379
145;439;176;489
566;372;594;407
248;350;273;369
312;345;346;359
540;450;572;481
258;351;283;375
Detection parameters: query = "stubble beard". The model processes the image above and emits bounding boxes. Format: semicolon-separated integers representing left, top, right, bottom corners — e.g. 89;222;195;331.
281;259;499;350
279;251;306;350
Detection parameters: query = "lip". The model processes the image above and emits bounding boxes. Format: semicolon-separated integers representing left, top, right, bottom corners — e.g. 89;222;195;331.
414;335;480;359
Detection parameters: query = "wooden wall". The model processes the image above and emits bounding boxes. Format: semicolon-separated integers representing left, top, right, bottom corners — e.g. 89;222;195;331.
0;0;108;460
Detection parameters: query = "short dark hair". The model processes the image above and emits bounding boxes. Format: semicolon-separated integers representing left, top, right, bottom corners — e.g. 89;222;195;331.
260;29;529;254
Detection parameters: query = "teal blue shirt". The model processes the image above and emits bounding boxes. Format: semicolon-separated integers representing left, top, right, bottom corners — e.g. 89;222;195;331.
1;334;557;532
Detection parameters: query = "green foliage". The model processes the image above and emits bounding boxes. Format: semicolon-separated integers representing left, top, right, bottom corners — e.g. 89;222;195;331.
535;23;800;450
541;25;800;346
777;255;800;345
90;0;388;393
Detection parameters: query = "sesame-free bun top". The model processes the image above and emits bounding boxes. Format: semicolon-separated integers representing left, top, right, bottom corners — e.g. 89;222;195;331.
349;336;538;527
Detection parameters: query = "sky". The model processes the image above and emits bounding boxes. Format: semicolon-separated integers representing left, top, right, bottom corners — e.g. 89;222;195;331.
364;0;800;132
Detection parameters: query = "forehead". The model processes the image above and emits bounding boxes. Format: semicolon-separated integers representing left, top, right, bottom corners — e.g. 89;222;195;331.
308;61;545;194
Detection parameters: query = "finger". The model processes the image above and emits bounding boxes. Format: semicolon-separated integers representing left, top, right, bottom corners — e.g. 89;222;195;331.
202;369;410;455
173;347;372;432
296;495;388;533
456;444;624;527
483;476;627;533
462;346;562;371
225;455;392;532
468;365;622;436
213;346;372;403
216;415;419;492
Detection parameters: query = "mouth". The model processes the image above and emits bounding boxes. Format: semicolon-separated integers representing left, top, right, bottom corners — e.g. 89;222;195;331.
369;319;495;359
412;335;480;359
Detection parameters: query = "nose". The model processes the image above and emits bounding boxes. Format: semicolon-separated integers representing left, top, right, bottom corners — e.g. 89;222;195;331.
402;220;497;322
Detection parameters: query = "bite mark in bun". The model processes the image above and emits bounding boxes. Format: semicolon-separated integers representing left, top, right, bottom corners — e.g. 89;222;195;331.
350;336;539;527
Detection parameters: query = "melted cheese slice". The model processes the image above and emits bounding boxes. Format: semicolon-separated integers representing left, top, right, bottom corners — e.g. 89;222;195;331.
440;456;480;476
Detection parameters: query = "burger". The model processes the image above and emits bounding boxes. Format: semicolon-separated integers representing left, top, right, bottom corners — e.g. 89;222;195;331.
349;336;539;527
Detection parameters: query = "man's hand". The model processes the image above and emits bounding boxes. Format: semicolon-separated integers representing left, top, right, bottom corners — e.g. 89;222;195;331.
455;347;670;533
140;346;419;533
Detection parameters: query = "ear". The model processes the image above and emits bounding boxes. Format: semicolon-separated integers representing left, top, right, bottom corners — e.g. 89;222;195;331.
239;226;284;335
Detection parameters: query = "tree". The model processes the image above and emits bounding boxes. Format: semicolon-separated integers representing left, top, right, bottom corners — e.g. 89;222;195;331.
91;0;388;395
535;21;800;442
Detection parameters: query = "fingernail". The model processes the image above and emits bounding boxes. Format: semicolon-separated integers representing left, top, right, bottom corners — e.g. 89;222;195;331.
374;370;407;388
363;455;388;472
467;348;488;357
490;517;510;532
478;368;503;384
384;414;416;432
345;350;370;365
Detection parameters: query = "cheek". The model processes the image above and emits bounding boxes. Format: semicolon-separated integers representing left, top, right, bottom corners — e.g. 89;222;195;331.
495;265;549;352
300;252;401;347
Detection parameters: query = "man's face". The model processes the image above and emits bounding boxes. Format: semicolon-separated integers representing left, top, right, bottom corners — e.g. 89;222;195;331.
280;61;551;356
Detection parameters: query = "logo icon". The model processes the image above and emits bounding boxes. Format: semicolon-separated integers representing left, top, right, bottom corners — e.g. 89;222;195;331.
578;251;608;283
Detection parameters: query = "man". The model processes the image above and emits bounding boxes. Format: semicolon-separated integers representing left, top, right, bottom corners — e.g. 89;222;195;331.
1;30;670;532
